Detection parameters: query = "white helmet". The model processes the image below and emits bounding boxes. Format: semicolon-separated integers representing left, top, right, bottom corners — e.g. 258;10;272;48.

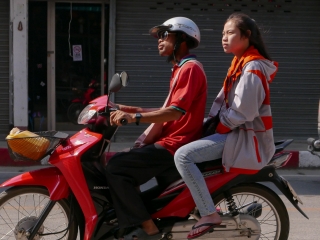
149;17;200;49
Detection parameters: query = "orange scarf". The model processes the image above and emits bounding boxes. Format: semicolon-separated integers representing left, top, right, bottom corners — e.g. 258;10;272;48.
223;46;265;107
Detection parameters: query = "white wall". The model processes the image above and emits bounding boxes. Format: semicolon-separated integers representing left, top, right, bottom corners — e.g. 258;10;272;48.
10;0;28;129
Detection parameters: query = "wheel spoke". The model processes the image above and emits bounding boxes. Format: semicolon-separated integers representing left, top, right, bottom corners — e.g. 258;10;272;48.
214;185;289;240
0;188;75;240
0;227;15;239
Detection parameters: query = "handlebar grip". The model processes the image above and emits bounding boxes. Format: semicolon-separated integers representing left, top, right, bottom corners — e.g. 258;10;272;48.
120;119;128;125
307;138;315;145
314;139;320;149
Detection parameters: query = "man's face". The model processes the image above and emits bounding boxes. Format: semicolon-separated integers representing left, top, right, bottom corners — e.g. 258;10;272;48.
157;31;176;56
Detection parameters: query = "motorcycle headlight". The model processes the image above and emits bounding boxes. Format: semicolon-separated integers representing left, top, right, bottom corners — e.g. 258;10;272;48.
78;104;97;124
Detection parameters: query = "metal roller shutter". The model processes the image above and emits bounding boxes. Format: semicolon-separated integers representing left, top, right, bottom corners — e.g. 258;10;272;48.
114;0;320;142
0;1;10;137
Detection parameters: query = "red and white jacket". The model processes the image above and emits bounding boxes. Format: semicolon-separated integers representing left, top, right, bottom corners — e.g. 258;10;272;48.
209;54;278;173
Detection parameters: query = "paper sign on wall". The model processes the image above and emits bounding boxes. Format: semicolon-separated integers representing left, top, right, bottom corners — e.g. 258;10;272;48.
72;45;83;61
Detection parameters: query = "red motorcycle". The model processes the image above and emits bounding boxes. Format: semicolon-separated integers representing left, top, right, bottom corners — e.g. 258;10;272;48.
1;72;308;240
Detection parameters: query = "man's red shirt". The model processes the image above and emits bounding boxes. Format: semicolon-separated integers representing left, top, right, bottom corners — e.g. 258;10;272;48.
157;57;207;155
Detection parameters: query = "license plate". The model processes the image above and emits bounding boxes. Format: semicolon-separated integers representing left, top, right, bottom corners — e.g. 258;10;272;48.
281;176;303;204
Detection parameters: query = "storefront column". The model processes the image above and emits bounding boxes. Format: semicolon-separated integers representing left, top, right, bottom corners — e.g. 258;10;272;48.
10;0;28;129
108;0;115;101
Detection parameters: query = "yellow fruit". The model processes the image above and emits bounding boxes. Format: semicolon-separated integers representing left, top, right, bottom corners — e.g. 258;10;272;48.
6;128;50;161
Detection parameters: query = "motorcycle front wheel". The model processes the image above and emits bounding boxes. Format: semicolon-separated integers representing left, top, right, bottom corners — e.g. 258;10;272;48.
0;186;77;240
213;183;290;240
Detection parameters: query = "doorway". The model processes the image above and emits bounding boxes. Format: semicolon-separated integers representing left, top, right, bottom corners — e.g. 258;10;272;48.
28;1;109;132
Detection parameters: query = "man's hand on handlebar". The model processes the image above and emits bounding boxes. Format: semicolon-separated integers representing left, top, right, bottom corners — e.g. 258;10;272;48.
110;110;134;126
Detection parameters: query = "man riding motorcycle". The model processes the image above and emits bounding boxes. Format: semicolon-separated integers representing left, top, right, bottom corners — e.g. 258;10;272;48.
105;17;207;236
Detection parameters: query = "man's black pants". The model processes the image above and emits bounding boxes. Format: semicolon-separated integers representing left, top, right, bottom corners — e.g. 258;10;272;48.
105;144;175;228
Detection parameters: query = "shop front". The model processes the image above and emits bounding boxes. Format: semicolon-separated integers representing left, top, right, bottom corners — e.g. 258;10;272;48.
28;0;110;133
113;0;320;141
0;1;10;138
3;0;320;142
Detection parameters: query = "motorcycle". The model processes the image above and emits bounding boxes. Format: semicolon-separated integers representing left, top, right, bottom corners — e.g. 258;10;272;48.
67;79;101;125
1;71;308;240
307;99;320;157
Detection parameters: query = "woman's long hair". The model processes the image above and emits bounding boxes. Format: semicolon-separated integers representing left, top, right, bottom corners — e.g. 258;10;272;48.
226;13;271;60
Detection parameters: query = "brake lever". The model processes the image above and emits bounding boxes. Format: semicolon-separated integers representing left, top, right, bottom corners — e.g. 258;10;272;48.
100;107;127;125
99;107;118;116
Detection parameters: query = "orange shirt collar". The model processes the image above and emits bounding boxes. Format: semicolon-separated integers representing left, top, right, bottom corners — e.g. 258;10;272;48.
223;46;265;107
227;46;265;79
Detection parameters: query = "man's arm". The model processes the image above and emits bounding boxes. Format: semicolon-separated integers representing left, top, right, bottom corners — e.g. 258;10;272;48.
110;106;183;126
116;104;160;113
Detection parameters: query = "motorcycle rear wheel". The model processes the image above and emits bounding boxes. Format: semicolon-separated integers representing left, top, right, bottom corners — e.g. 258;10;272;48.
0;186;77;240
212;183;290;240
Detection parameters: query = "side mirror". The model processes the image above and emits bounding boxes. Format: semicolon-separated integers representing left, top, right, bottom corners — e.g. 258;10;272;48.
108;71;129;93
108;73;122;93
120;71;129;87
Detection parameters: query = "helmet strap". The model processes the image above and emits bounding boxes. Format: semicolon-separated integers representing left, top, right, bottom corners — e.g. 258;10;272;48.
167;33;184;64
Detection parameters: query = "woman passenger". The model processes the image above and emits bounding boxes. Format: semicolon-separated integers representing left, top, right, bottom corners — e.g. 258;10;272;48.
174;12;278;239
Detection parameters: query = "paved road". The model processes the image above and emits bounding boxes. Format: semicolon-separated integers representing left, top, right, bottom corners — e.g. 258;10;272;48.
0;168;319;239
267;169;320;240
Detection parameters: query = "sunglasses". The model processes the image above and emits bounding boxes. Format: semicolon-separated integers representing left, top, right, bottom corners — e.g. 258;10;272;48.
158;31;175;41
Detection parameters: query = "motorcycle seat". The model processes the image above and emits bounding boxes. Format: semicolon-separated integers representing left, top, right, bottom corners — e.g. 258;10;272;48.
150;140;293;198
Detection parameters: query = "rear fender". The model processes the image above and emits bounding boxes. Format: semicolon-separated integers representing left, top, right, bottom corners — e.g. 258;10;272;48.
266;167;309;219
0;167;69;200
219;165;309;219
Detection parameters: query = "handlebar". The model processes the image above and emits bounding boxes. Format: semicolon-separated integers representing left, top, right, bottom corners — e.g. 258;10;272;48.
307;138;320;152
99;108;128;125
120;119;128;125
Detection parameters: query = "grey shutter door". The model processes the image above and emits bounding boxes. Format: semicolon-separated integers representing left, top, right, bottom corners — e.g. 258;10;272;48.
114;0;320;142
0;1;10;136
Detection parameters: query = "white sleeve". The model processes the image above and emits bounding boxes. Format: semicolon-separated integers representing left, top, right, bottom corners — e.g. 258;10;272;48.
220;70;266;129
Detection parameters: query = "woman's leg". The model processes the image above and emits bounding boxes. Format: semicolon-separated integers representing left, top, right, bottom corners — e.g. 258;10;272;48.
174;133;228;238
174;133;227;217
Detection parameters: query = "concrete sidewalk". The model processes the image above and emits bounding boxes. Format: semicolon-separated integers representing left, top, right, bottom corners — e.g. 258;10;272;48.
0;139;320;169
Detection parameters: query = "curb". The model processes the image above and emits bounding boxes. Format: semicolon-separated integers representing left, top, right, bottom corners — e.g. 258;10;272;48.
0;148;40;167
0;148;117;167
0;147;319;168
298;151;320;168
282;150;320;168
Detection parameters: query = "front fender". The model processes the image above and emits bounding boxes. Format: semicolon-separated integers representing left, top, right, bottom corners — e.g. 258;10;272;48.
1;167;70;200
